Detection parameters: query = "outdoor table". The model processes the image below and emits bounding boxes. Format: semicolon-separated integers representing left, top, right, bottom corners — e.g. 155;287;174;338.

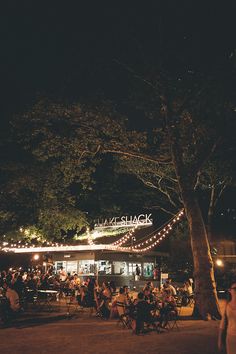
38;289;59;295
35;290;60;311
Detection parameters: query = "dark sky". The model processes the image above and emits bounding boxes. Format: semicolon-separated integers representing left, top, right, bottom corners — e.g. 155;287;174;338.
0;1;235;237
1;1;235;124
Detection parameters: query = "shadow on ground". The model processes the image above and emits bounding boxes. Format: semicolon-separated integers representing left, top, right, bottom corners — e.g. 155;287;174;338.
0;312;69;329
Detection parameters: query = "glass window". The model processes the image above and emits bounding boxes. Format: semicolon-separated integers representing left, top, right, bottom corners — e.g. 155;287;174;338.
143;263;154;277
113;261;128;275
128;263;141;276
97;260;112;275
55;261;66;272
66;261;78;275
78;260;95;274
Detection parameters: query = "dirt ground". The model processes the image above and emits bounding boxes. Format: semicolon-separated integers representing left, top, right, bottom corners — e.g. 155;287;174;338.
0;303;221;354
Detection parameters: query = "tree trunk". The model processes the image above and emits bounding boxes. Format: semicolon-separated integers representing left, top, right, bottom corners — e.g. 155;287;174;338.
181;187;221;319
207;186;216;243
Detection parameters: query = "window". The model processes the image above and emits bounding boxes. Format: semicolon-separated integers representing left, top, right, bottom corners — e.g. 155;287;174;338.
113;261;128;275
55;261;66;272
128;263;141;276
143;263;154;277
66;261;78;275
78;260;95;274
97;260;112;274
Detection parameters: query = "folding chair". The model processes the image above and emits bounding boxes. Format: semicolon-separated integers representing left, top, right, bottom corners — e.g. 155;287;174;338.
165;307;181;331
34;292;53;312
117;313;132;329
187;294;195;307
66;295;84;318
116;302;132;329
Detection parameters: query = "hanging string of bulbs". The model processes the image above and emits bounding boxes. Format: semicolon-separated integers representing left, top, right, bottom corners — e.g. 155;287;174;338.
87;228;95;246
1;209;185;254
115;209;185;253
112;225;138;247
0;240;69;252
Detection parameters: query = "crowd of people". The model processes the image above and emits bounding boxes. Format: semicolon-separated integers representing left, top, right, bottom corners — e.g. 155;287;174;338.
0;266;194;333
2;266;236;350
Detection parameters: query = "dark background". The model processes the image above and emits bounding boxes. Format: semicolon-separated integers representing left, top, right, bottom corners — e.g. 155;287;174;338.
0;1;236;236
1;2;235;119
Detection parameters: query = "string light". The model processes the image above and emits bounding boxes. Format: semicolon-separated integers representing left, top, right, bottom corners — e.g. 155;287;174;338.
126;209;185;253
112;225;137;247
0;209;185;254
87;228;95;246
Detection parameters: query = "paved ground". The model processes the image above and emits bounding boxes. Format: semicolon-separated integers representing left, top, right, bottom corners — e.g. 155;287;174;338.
0;303;221;354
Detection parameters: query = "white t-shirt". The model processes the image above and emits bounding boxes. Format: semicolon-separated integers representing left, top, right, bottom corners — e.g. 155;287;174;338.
59;269;67;282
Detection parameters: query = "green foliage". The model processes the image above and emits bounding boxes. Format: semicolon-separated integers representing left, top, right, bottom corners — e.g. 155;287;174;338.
0;144;88;241
37;207;87;239
1;70;235;243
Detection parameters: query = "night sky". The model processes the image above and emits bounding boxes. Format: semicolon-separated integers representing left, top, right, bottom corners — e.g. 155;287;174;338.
1;2;235;120
0;1;236;236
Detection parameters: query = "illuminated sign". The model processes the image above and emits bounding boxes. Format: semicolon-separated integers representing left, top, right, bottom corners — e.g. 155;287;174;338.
95;214;153;229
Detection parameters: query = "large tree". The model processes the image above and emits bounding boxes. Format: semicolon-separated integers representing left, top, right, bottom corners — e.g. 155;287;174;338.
10;74;235;318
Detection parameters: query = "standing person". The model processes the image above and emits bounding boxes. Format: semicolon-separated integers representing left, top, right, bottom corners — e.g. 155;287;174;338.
218;280;236;354
153;266;158;280
59;266;67;282
135;264;141;281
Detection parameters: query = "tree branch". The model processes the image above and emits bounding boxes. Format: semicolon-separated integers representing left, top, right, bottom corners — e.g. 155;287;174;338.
157;178;177;207
192;138;221;177
103;149;171;164
148;205;176;216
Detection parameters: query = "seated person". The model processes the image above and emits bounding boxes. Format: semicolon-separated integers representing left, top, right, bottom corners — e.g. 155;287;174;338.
184;281;193;296
76;286;94;308
134;292;156;334
143;287;154;303
143;281;154;292
0;282;20;322
13;275;25;300
153;287;161;300
26;273;37;291
179;280;193;305
113;287;128;317
163;279;177;296
159;289;178;327
5;282;20;312
123;285;132;303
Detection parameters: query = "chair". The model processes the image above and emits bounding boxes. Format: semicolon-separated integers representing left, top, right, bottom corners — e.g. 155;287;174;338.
187;293;195;307
117;313;132;329
66;295;84;318
165;301;182;331
34;291;53;312
116;302;132;329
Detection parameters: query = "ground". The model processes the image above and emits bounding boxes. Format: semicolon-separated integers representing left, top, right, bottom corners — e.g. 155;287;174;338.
0;304;221;354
